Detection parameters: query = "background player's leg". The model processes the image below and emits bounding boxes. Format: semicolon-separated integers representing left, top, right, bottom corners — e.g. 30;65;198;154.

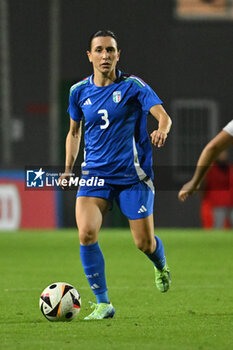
76;197;110;304
213;207;226;228
229;208;233;228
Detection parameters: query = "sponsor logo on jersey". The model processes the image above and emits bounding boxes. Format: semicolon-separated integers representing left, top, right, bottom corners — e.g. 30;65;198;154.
138;205;147;213
84;98;92;105
113;91;121;103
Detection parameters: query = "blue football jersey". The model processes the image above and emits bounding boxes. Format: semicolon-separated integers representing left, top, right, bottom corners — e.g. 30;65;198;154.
67;69;162;184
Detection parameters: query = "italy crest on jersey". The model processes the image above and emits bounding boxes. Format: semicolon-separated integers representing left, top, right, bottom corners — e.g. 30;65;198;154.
113;91;121;103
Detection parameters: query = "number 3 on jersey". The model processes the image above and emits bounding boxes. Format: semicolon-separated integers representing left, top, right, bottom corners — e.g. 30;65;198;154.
98;109;109;129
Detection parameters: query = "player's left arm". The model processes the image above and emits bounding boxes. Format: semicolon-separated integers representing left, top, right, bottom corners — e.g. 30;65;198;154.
149;104;172;147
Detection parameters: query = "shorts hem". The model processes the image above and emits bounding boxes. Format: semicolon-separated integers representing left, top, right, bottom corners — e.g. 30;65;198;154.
126;209;153;220
76;192;111;200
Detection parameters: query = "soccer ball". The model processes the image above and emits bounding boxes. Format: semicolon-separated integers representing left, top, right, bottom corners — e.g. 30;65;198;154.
39;282;81;322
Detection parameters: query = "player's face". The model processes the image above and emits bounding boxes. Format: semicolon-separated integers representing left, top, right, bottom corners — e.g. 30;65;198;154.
87;36;120;75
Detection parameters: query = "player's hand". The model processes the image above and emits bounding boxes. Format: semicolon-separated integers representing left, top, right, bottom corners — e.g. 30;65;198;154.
59;172;72;190
178;180;199;202
150;130;167;148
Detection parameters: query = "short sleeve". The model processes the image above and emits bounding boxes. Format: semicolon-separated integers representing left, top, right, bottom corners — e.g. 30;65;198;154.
67;88;83;122
136;83;163;113
223;120;233;137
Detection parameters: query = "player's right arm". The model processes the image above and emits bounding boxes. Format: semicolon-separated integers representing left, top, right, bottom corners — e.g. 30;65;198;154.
59;118;82;188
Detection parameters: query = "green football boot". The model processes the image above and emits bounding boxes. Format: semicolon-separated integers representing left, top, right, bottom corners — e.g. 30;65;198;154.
84;302;115;320
154;263;171;293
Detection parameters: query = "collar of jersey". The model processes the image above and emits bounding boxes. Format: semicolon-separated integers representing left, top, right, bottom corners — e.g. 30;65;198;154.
89;69;122;87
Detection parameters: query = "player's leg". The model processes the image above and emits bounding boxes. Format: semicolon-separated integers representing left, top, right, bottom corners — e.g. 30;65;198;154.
76;195;115;319
129;214;171;292
130;214;165;266
76;196;108;245
117;181;171;292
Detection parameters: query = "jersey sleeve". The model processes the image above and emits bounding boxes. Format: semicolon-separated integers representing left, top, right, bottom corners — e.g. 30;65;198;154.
136;82;163;113
67;87;83;122
223;120;233;137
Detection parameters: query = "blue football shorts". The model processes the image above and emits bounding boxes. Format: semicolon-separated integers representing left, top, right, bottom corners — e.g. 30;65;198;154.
76;179;154;220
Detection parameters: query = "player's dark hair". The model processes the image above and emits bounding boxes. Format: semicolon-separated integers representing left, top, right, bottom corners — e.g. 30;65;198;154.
89;30;118;50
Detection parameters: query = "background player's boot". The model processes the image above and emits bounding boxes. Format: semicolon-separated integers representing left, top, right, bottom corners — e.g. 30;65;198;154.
84;302;115;320
154;263;171;292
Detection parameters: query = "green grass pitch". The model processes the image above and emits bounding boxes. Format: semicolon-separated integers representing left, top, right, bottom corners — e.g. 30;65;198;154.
0;228;233;350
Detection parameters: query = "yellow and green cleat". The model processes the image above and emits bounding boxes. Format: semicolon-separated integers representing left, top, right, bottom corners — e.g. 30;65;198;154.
84;302;115;320
154;263;171;293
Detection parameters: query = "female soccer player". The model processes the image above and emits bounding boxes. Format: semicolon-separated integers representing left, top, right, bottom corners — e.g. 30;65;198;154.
60;30;172;320
178;120;233;202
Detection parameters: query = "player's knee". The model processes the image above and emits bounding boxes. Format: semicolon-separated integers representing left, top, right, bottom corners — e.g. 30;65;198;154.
78;226;97;245
135;237;154;254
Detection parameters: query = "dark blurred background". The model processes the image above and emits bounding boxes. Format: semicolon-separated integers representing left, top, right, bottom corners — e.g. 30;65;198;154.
0;0;233;229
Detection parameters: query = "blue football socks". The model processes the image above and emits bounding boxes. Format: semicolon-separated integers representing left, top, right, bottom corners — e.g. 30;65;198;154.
145;236;166;270
80;242;109;304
